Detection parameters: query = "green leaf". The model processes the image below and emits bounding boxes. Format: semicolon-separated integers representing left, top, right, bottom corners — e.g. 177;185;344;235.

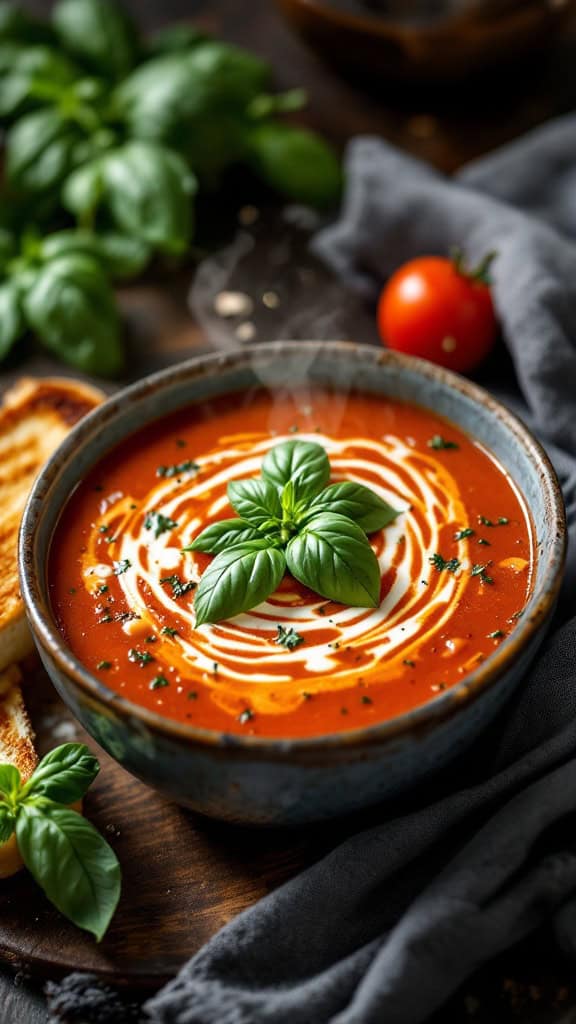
52;0;139;80
194;541;286;626
0;44;77;119
246;122;342;209
247;88;307;120
286;513;380;607
262;440;330;497
227;478;282;528
5;107;80;193
0;803;15;844
61;158;104;219
0;763;20;801
101;142;197;254
95;232;151;279
308;483;400;533
0;281;24;360
146;23;207;56
21;743;99;804
16;802;121;941
23;254;123;376
185;518;263;554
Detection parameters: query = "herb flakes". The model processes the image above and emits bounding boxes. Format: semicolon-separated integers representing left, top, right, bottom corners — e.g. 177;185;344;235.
454;527;474;540
113;559;131;576
128;648;154;667
160;575;197;599
237;708;254;725
149;675;169;690
156;459;199;479
144;510;179;538
427;435;459;450
429;553;461;573
274;624;304;651
470;562;494;585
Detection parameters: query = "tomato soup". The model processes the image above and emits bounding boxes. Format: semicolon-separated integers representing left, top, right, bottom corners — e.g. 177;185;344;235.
50;389;534;739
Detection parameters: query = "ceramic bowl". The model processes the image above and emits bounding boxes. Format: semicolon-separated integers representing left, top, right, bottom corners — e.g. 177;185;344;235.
19;342;566;825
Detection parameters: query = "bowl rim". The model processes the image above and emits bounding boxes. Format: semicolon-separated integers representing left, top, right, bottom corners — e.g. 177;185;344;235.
19;341;567;757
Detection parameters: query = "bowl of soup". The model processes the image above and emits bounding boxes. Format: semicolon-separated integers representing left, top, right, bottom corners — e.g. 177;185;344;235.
19;342;565;824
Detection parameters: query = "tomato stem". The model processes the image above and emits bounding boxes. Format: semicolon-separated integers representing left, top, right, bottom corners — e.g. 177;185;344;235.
450;247;497;285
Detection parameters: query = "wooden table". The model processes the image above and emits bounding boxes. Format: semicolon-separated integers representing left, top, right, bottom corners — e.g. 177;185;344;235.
3;1;576;1021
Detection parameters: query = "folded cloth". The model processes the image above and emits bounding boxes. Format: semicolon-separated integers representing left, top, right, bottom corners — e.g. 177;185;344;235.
50;118;576;1024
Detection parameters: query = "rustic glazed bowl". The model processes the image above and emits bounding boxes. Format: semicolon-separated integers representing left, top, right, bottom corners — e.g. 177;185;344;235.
19;343;566;825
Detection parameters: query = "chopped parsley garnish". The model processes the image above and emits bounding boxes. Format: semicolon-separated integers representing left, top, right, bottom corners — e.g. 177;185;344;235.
149;675;169;690
144;510;178;539
360;695;373;705
128;648;154;666
161;625;178;637
274;624;304;650
113;559;131;575
145;635;157;643
427;435;459;450
99;525;109;534
156;459;199;479
212;662;219;674
237;708;254;725
160;575;197;598
97;661;111;670
470;562;494;585
98;584;109;594
99;614;112;624
403;658;416;668
487;630;505;639
477;538;491;546
175;439;187;448
187;691;198;700
478;515;509;527
429;553;461;573
454;527;474;540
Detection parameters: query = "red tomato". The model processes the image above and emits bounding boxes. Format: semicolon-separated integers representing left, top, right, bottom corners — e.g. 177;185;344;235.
377;254;497;374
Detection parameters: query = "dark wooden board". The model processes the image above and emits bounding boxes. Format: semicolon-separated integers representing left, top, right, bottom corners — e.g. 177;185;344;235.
0;658;328;984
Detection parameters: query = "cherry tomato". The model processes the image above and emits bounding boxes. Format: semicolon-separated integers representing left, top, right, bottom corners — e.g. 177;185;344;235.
377;253;497;374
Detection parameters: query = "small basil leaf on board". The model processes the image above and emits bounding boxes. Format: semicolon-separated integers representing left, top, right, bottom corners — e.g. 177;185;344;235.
101;142;197;254
0;763;20;800
0;804;15;844
308;482;400;534
194;542;286;626
23;254;123;376
286;512;381;608
262;440;330;496
52;0;139;81
227;479;282;529
0;281;23;360
5;108;80;193
185;518;263;555
16;803;121;941
21;743;99;804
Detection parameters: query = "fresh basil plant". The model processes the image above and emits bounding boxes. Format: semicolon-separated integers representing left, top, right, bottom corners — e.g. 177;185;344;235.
187;440;400;625
0;742;121;941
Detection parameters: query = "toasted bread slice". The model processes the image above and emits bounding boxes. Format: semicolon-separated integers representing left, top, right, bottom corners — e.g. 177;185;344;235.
0;665;36;877
0;376;104;670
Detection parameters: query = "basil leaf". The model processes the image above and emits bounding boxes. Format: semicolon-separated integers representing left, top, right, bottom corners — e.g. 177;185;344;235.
0;763;20;800
16;803;121;941
95;232;151;279
308;483;400;533
146;23;207;56
0;804;15;844
21;743;99;804
194;542;285;626
262;440;330;496
0;44;77;118
286;512;380;607
61;158;104;219
0;281;23;360
52;0;139;81
6;108;80;193
227;479;282;528
23;254;123;376
101;142;197;254
246;122;342;209
185;518;263;555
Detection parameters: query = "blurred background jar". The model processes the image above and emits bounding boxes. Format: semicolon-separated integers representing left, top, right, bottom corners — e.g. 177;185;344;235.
276;0;576;85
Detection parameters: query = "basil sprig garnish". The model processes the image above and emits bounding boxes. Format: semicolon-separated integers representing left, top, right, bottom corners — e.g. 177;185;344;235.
0;743;121;941
186;440;400;625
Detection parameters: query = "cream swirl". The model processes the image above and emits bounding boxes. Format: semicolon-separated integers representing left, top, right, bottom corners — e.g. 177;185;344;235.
82;431;474;716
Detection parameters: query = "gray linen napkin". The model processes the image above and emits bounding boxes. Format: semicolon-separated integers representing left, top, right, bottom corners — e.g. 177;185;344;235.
49;117;576;1024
